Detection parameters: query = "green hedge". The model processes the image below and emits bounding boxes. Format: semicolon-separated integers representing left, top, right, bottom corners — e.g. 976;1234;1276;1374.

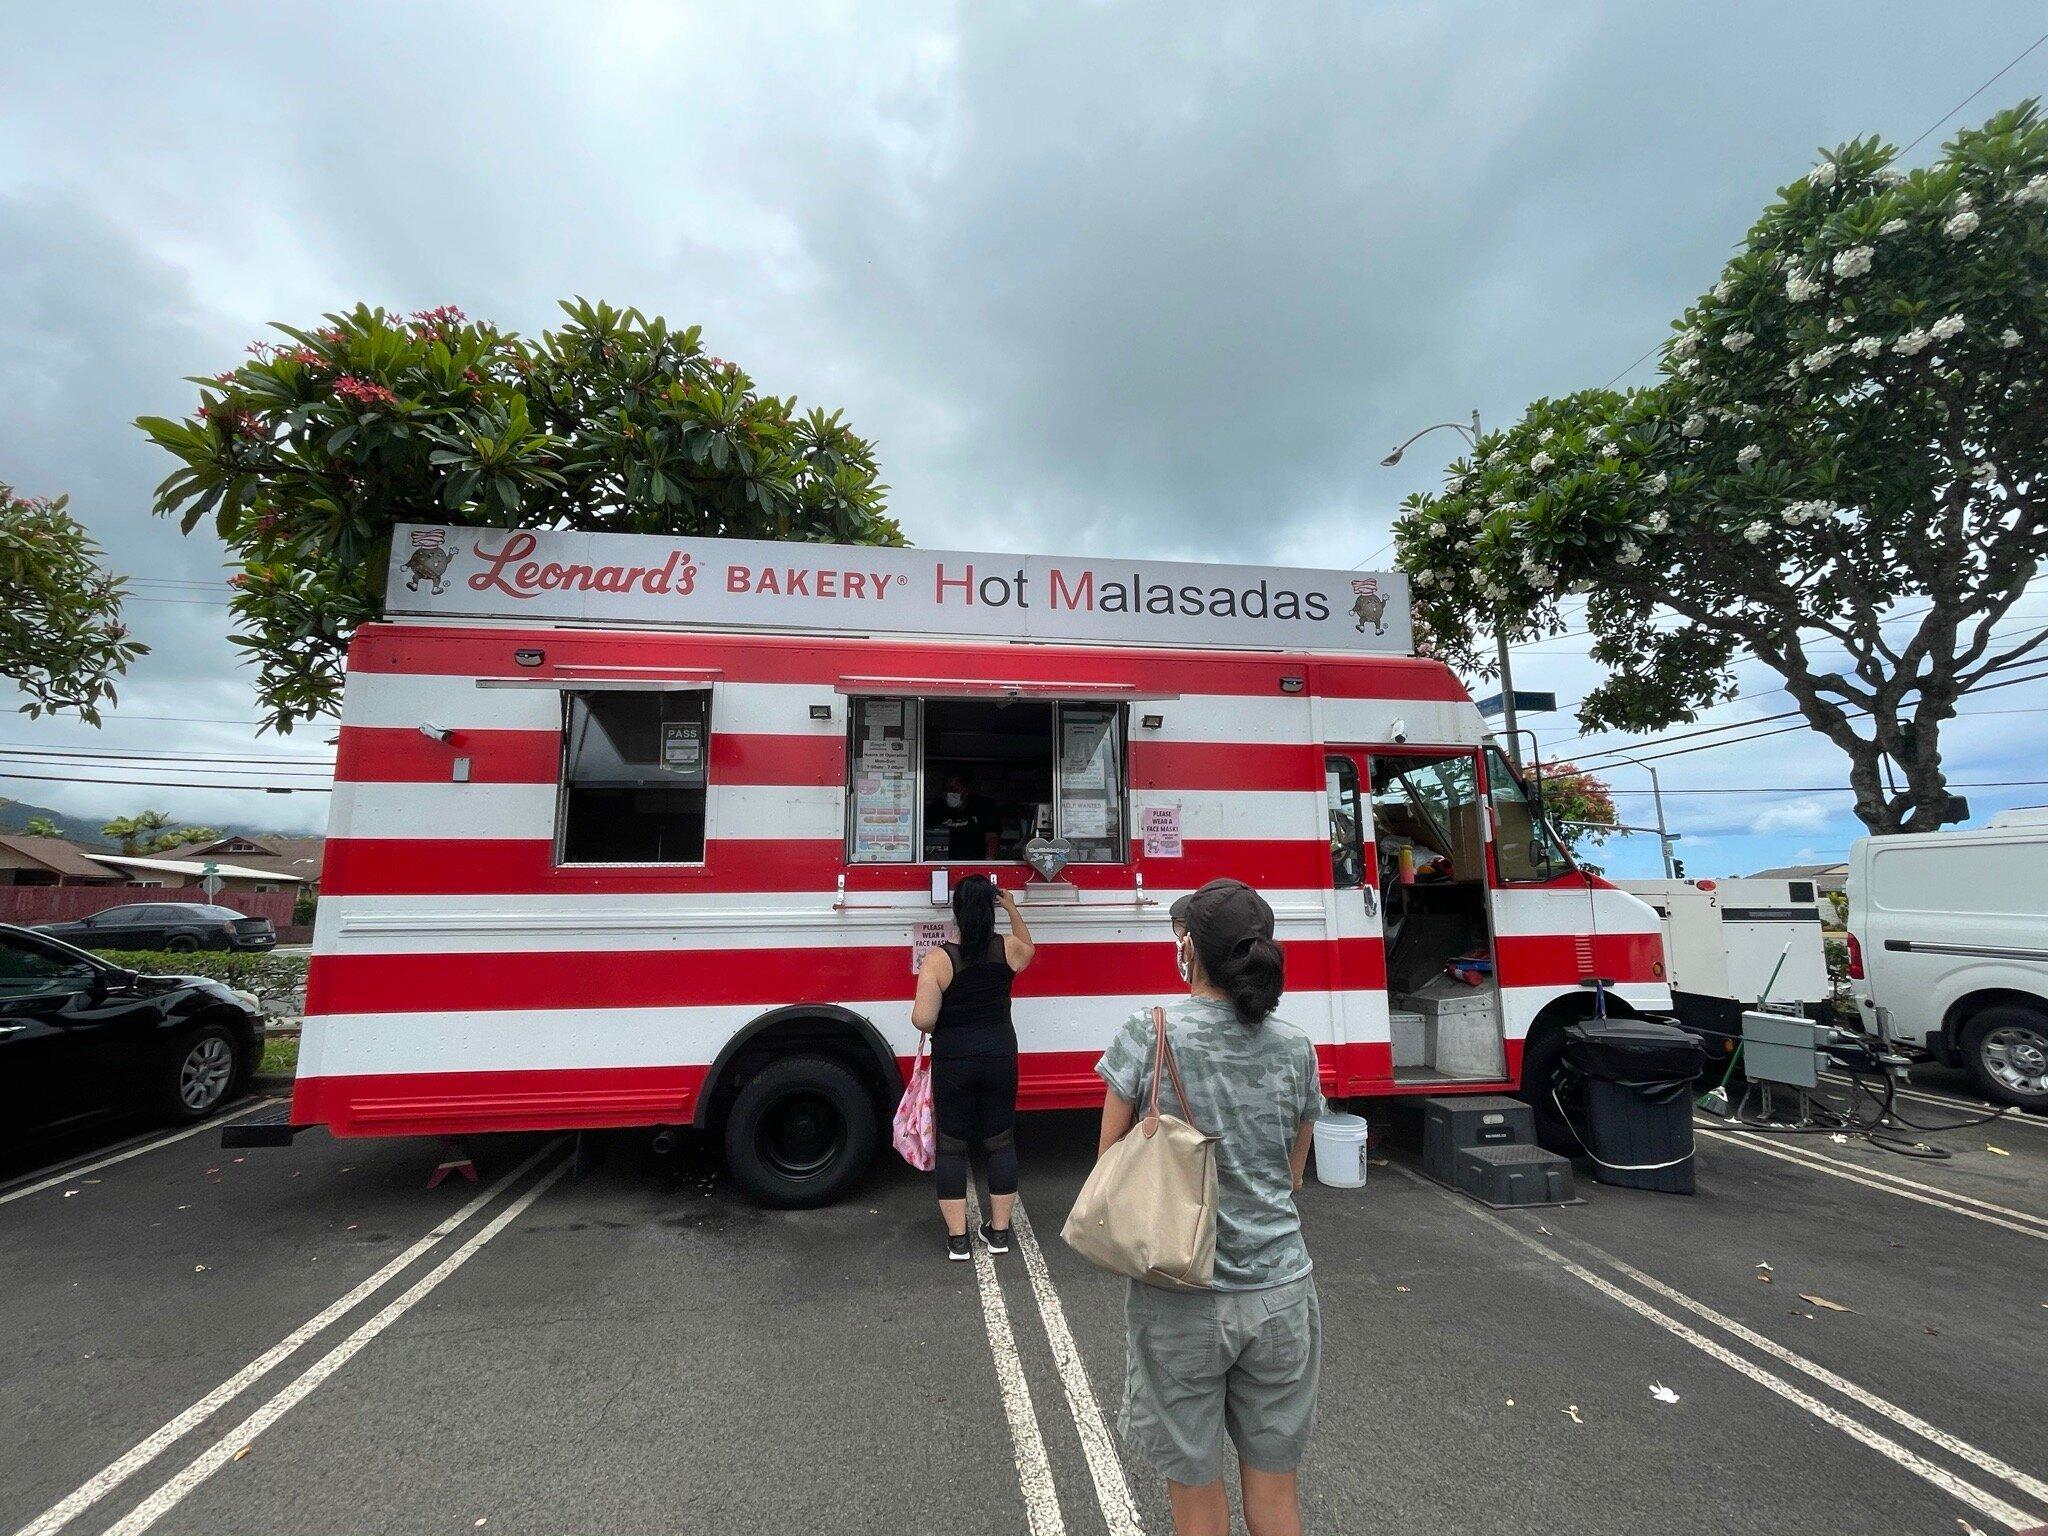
95;950;308;1015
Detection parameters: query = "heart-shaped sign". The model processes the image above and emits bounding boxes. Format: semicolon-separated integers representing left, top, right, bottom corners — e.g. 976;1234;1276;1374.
1025;836;1073;883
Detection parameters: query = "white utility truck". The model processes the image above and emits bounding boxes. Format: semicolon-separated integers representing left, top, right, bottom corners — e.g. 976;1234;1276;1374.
1844;813;2048;1110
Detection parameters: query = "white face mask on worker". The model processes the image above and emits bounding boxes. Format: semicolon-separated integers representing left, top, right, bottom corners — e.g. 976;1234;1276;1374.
945;792;964;809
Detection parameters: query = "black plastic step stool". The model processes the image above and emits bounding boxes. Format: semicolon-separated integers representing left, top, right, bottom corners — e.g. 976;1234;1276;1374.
1421;1095;1579;1208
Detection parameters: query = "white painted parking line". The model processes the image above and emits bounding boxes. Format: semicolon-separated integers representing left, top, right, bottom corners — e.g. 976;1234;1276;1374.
0;1100;276;1208
1390;1165;2048;1531
101;1151;573;1536
12;1140;564;1536
965;1186;1065;1536
1559;1228;2048;1508
1696;1126;2048;1240
1010;1200;1144;1535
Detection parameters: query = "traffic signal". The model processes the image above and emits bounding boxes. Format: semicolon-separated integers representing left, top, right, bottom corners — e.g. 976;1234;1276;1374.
1672;858;1687;878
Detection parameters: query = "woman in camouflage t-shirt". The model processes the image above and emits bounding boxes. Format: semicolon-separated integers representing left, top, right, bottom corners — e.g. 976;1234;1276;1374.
1094;878;1325;1536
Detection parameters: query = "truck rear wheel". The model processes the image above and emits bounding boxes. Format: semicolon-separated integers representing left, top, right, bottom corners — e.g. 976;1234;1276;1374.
723;1054;879;1208
1961;1005;2048;1112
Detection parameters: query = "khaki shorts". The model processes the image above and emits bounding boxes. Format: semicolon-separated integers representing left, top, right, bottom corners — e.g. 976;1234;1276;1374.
1120;1273;1321;1485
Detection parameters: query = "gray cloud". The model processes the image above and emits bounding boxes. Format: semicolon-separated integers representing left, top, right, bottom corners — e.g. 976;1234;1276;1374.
2;0;2044;854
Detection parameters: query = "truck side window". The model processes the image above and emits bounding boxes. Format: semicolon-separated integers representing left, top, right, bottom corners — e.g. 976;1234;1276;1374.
1484;747;1566;882
1326;755;1365;889
558;689;711;864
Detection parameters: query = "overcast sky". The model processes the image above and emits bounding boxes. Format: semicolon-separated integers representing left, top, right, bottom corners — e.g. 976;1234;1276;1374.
2;2;2044;873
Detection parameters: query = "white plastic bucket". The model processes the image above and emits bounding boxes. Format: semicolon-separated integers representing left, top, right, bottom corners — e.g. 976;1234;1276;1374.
1312;1112;1370;1188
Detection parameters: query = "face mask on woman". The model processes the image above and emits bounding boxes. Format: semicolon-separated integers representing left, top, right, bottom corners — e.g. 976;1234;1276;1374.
945;792;965;809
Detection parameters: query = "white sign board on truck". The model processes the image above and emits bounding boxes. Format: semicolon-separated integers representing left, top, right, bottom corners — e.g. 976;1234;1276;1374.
386;524;1412;654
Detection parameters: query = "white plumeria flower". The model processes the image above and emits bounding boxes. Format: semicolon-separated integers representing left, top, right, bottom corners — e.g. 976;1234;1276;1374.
1892;328;1931;356
1826;316;1844;333
1851;335;1883;358
1645;509;1670;533
1670;330;1698;359
1743;522;1769;543
1736;444;1762;468
1875;167;1905;186
1646;471;1669;494
1832;246;1874;279
1945;209;1980;240
1804;345;1843;372
1530;451;1553;472
1930;314;1965;340
1785;271;1822;303
1878;217;1908;236
1723;330;1755;352
1807;161;1837;188
2015;173;2048;206
1954;190;1974;212
2001;328;2023;349
1616;541;1642;565
1682;414;1707;437
1531;571;1556;591
1675;357;1699;377
1538;427;1555;444
1712;279;1735;301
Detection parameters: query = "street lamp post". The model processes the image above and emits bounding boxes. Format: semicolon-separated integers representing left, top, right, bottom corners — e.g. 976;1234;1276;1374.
1379;410;1523;765
1598;750;1675;878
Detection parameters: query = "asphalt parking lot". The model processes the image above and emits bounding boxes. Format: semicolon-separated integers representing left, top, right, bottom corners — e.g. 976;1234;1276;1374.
4;1070;2046;1536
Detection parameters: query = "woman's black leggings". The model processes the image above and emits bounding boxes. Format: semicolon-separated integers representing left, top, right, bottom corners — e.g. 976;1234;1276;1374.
931;1053;1019;1205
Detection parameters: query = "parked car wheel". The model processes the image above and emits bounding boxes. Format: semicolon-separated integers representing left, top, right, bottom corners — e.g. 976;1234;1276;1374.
164;1021;243;1122
163;933;201;954
1962;1004;2048;1112
722;1054;878;1209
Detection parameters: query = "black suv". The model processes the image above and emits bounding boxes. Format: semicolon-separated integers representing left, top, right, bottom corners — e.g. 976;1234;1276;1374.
0;924;267;1147
35;902;277;954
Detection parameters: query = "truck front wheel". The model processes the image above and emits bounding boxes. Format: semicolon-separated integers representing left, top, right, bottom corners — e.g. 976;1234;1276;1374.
1961;1005;2048;1112
723;1054;879;1208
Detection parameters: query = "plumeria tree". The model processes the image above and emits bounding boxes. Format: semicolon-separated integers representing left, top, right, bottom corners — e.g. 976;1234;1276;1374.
1396;104;2048;834
139;299;900;732
1533;760;1619;860
0;484;147;725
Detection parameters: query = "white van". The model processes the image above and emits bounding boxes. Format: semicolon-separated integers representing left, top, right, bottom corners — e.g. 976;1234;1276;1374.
1845;821;2048;1110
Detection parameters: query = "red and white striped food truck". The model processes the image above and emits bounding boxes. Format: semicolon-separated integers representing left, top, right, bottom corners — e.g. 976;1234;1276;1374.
292;524;1669;1204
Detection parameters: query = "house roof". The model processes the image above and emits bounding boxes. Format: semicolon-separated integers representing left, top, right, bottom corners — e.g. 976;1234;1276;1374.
1749;863;1848;879
154;834;325;881
90;853;309;884
0;834;125;881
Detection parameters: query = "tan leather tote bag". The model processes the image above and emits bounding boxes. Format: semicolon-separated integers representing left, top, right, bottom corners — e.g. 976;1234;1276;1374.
1062;1007;1219;1290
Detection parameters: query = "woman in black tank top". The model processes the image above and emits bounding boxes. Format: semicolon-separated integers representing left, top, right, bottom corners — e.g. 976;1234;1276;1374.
911;874;1036;1261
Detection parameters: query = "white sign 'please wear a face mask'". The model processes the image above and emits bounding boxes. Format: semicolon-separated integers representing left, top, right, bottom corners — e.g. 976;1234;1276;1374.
386;524;1413;655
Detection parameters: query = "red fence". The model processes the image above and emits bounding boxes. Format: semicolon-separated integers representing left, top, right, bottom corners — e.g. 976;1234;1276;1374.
0;885;297;931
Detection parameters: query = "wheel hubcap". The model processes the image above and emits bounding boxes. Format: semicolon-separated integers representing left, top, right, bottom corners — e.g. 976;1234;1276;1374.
758;1091;847;1180
181;1037;233;1110
1982;1026;2048;1096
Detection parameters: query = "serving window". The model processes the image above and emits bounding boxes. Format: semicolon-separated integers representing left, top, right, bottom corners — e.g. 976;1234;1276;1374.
846;697;1128;865
557;688;711;864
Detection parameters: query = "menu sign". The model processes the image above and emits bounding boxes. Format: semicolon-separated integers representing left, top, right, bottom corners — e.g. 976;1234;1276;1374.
851;699;915;861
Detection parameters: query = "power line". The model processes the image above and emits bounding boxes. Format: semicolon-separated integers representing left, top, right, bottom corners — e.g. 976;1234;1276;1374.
1604;779;2048;796
1898;31;2048;155
0;768;327;793
0;744;334;767
1568;662;2048;772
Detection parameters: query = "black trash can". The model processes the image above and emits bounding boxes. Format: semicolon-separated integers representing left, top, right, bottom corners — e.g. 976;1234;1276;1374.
1561;1020;1705;1194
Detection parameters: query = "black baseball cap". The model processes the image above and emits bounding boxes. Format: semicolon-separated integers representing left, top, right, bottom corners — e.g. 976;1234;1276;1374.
1169;878;1276;951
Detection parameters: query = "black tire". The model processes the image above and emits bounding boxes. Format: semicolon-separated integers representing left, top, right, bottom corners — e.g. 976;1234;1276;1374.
1516;1027;1582;1154
163;1021;243;1123
1960;1004;2048;1112
164;933;201;954
722;1054;879;1208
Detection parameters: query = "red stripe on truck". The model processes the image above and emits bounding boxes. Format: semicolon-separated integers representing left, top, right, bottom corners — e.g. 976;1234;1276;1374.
345;623;1473;701
334;726;846;787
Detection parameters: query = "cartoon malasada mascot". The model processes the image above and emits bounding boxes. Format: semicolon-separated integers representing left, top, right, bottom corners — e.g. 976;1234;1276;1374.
404;544;454;594
1351;580;1388;635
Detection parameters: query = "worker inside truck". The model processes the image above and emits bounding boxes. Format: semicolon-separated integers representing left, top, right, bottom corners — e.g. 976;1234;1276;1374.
854;695;1127;867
